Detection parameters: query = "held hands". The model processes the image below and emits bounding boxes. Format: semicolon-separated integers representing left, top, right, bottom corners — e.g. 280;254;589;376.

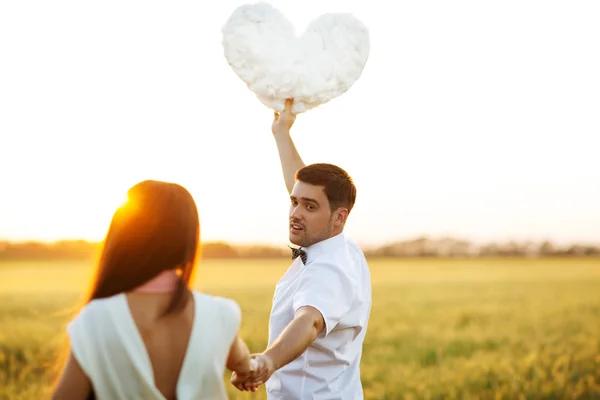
272;99;296;135
230;353;276;392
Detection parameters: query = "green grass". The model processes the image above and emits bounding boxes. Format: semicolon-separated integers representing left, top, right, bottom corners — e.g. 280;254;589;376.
1;258;600;399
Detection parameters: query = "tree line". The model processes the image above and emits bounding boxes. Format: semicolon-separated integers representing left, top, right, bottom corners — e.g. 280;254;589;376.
0;237;598;261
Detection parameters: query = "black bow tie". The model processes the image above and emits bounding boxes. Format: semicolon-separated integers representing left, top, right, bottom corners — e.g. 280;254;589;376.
289;246;307;264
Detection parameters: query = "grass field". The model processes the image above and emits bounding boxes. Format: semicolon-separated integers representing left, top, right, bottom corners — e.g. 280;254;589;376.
1;257;600;399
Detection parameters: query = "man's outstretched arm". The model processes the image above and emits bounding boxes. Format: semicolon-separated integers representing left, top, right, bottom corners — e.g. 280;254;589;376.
239;306;324;390
272;99;306;194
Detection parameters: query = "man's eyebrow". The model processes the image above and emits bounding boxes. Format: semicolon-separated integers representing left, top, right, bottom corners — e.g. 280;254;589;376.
290;196;320;206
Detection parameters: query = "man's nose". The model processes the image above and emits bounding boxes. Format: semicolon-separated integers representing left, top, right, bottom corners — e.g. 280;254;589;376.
290;205;303;220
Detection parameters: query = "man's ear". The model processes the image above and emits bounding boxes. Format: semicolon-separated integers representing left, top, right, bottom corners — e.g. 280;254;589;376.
334;208;349;226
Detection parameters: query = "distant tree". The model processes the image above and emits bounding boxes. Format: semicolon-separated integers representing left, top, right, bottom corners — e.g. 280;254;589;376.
200;241;238;258
539;241;555;256
479;243;500;257
238;245;287;258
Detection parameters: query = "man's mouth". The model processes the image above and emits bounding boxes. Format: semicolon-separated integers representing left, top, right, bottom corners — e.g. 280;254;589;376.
290;222;304;233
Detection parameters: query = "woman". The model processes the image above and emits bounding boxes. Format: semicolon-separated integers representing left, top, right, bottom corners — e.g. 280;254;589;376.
52;180;254;399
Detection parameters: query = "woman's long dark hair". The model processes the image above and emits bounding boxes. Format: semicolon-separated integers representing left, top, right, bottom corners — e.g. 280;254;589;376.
85;179;201;315
75;180;200;400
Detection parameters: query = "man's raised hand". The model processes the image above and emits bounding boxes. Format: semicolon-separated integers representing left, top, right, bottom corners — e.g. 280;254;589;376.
272;99;296;135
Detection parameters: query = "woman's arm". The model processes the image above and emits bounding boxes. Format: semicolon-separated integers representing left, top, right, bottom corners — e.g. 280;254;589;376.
51;352;92;400
226;335;253;374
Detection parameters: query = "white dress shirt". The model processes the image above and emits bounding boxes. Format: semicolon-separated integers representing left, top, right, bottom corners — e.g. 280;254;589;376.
266;232;372;399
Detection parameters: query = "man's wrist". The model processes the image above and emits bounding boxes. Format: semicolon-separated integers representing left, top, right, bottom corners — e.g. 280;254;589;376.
273;127;291;138
262;350;279;371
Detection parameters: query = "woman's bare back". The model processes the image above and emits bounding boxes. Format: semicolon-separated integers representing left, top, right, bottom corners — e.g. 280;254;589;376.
126;291;195;400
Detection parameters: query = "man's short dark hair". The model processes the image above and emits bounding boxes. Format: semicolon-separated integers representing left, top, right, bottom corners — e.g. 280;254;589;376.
295;163;357;213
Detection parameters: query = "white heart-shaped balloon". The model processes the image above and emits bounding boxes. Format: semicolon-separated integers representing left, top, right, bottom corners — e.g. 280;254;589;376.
222;3;370;114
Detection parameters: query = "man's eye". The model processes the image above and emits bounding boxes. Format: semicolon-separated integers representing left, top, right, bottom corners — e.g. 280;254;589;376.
291;200;298;206
306;204;314;210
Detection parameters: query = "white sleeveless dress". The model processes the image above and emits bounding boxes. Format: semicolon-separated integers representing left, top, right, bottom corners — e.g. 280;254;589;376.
66;290;241;400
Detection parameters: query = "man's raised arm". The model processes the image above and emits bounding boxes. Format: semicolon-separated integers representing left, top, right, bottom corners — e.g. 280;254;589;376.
272;99;306;194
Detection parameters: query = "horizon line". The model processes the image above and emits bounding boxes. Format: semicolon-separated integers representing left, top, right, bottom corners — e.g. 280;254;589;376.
1;235;599;248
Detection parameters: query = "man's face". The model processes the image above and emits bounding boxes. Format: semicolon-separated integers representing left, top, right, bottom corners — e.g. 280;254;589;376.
289;181;336;247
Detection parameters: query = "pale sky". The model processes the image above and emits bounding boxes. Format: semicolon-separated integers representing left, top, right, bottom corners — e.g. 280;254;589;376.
1;0;599;247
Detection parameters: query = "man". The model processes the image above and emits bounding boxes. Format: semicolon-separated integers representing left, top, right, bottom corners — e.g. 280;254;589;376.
232;99;372;399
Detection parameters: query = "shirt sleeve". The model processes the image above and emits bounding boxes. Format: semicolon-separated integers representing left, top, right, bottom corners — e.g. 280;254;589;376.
292;260;356;336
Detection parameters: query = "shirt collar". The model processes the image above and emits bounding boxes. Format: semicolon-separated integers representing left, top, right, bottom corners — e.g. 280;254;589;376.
300;232;346;264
